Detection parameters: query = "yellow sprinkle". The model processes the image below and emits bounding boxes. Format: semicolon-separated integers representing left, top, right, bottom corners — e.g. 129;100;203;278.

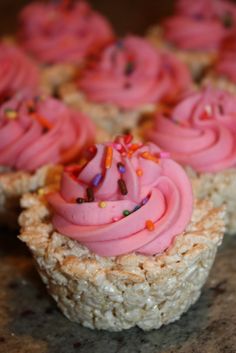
38;188;45;196
99;201;107;208
5;109;17;120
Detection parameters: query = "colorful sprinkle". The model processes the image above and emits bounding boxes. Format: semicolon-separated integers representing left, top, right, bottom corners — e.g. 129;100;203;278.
142;196;149;205
4;108;18;120
86;187;94;202
124;134;133;145
65;165;82;173
112;217;119;222
124;62;135;76
98;201;107;208
129;143;140;152
31;113;53;130
127;151;133;158
123;210;130;217
76;197;85;204
133;205;141;212
136;168;143;177
141;151;159;164
117;162;126;174
114;143;122;151
38;188;45;196
146;220;155;231
118;179;128;195
92;173;103;187
105;146;113;169
88;145;97;154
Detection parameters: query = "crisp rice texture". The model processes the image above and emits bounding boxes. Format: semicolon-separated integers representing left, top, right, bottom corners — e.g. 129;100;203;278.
0;165;62;228
202;73;236;95
146;25;216;81
40;63;77;96
19;187;225;331
59;82;156;137
187;166;236;235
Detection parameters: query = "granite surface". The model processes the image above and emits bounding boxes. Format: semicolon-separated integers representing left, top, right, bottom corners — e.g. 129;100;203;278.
0;230;236;353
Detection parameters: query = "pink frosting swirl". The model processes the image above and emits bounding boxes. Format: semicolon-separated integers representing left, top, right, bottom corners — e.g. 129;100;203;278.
216;31;236;83
18;1;114;64
47;137;193;257
0;41;39;100
0;93;95;171
148;87;236;173
78;36;192;108
164;0;236;50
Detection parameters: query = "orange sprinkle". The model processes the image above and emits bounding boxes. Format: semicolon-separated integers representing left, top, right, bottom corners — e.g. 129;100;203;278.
146;220;155;231
121;151;127;157
64;164;82;173
129;143;140;152
136;168;143;177
105;146;113;169
31;113;53;130
141;151;159;164
127;150;133;158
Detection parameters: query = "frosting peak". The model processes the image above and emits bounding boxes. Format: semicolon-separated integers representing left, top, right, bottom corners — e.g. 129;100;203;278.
18;1;114;64
48;136;193;257
148;87;236;172
0;93;95;171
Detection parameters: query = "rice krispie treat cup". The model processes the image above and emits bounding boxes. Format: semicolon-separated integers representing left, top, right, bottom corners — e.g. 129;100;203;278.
18;1;114;96
0;92;95;227
19;137;225;331
60;35;192;136
0;40;39;100
147;86;236;234
147;0;236;81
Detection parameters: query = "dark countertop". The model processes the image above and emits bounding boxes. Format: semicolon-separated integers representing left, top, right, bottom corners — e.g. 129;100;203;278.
1;230;236;353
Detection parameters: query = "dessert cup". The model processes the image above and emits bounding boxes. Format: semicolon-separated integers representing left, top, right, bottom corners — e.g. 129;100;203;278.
0;92;95;228
18;1;114;96
146;0;236;81
60;35;192;136
147;86;236;234
19;137;225;331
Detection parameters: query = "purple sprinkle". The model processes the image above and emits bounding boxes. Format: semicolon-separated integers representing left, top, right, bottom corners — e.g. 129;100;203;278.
92;173;102;187
117;162;126;174
142;196;149;205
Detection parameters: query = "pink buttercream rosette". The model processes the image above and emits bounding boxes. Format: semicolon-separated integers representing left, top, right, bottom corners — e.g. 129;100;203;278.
0;93;95;172
48;137;193;257
147;87;236;233
18;1;114;64
148;87;236;172
0;92;95;228
0;41;39;100
78;35;192;108
164;0;236;51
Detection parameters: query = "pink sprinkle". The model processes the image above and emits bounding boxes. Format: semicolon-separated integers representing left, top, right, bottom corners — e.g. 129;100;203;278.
112;217;119;222
160;151;170;159
114;143;122;151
